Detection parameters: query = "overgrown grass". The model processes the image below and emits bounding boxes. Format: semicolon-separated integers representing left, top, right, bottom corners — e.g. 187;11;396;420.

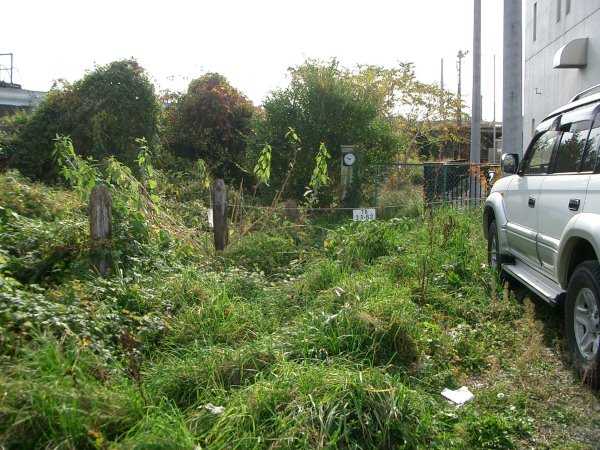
1;171;599;448
0;333;144;449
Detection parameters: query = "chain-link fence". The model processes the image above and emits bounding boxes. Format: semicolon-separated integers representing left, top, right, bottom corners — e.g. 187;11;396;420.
209;162;501;234
367;162;500;217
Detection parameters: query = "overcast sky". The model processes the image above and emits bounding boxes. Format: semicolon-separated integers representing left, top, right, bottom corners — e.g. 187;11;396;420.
3;0;505;120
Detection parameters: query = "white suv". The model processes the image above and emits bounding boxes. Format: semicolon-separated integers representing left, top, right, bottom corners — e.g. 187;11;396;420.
483;86;600;386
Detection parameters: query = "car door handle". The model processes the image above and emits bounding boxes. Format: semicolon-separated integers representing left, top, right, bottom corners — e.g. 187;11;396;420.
568;198;581;211
528;197;536;208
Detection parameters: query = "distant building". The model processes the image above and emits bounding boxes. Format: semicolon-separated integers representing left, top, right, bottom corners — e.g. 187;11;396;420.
524;0;600;138
0;82;45;116
450;122;502;163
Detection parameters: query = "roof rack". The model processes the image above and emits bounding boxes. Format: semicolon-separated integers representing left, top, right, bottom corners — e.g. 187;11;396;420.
569;84;600;103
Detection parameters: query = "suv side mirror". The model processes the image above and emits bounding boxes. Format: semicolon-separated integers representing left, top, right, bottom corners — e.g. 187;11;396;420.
502;153;519;174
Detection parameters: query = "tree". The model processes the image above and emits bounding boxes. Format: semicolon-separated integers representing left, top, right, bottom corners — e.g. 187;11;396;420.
252;59;398;203
9;59;160;180
351;62;465;161
163;73;254;181
252;59;464;203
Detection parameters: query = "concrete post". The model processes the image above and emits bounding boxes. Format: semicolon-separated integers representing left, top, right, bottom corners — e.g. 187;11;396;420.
503;0;523;156
340;145;359;205
471;0;482;164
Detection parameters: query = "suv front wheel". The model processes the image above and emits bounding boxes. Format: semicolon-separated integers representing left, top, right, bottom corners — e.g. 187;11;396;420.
565;261;600;387
487;220;501;271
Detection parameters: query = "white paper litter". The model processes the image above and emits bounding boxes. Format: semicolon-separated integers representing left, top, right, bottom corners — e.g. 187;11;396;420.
200;403;225;415
441;386;474;405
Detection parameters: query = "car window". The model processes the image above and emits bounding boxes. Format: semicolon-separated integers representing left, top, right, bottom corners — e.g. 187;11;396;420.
521;130;560;175
581;114;600;172
552;120;592;173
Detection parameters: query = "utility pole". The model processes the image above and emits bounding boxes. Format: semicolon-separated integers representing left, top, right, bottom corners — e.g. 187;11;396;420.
503;0;523;156
457;50;468;127
440;58;444;112
470;0;482;164
493;55;497;157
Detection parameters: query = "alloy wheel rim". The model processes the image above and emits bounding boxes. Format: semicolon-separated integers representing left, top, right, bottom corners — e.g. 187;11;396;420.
574;287;599;361
489;233;498;267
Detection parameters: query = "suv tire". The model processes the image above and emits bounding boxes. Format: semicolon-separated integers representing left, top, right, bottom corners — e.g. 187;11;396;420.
565;261;600;387
487;220;501;271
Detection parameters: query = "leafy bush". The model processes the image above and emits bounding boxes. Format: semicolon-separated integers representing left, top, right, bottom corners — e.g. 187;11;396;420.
323;218;413;268
0;170;79;219
222;231;304;277
1;211;87;285
0;334;144;449
0;171;88;285
197;362;437;449
163;73;254;181
8;60;160;180
465;410;533;449
252;59;399;202
0;111;30;171
145;340;280;409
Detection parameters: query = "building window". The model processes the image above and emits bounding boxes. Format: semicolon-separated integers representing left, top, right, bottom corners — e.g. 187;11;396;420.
534;2;537;41
566;0;571;15
557;0;561;22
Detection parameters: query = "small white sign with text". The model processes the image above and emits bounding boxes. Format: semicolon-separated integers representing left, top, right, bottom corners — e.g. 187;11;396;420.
352;208;376;222
207;208;214;228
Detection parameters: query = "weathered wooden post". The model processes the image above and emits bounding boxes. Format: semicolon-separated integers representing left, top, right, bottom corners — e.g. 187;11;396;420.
284;198;300;223
89;184;112;275
211;179;228;251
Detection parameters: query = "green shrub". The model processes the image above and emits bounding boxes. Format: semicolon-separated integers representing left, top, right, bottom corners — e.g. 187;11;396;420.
163;73;254;181
465;411;533;449
9;60;160;181
1;212;87;285
145;341;281;409
0;334;144;448
223;231;302;277
113;403;196;450
163;288;275;347
198;362;436;449
324;218;414;267
0;172;88;286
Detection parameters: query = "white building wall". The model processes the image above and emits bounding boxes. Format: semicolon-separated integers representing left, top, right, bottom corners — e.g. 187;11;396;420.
524;0;600;138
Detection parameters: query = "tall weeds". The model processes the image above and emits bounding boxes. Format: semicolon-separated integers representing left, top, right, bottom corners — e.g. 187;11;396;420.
1;171;599;448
